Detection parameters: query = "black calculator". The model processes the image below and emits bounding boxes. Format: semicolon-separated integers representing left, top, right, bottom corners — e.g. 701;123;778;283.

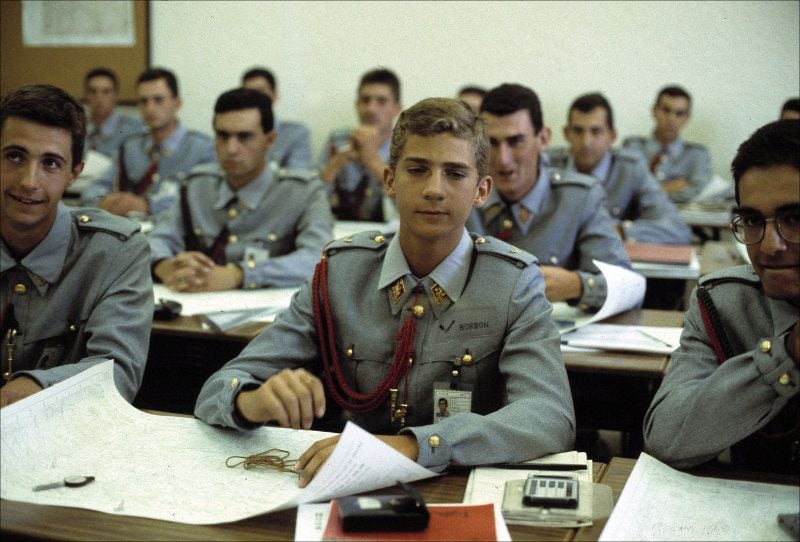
522;474;579;509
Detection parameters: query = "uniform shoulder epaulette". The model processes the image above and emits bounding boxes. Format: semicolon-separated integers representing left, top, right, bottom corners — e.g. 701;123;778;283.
71;208;141;240
614;147;644;164
699;264;761;289
120;130;148;147
471;235;536;269
549;168;595;188
278;167;318;183
622;136;647;147
184;162;224;182
324;230;393;257
683;141;709;152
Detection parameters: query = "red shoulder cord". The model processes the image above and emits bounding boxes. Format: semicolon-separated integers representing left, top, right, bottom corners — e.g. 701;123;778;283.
311;255;416;413
696;290;728;363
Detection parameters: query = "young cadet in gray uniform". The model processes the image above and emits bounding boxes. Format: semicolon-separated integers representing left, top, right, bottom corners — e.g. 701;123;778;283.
82;68;215;217
84;67;145;158
548;93;691;245
644;120;800;475
0;85;152;408
242;67;313;169
318;68;402;221
467;84;632;312
623;85;712;204
196;98;575;484
149;88;333;291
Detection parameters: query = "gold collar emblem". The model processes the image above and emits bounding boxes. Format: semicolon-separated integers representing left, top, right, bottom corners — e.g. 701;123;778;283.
390;279;405;304
431;283;448;305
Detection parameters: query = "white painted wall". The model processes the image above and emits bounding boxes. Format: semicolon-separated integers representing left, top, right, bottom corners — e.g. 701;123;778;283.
152;0;799;178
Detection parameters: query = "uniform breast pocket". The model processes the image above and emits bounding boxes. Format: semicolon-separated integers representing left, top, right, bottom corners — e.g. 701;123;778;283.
333;340;394;395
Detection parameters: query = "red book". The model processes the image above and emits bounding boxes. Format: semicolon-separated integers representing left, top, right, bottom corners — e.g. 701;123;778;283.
624;241;694;265
322;501;498;541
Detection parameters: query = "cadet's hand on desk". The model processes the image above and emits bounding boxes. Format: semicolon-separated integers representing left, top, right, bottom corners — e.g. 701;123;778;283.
99;192;149;216
154;252;215;291
540;266;583;302
0;376;43;408
193;264;243;291
661;178;690;193
295;434;419;488
235;368;326;429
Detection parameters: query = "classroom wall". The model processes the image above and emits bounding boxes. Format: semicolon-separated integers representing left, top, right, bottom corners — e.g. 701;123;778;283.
151;0;799;179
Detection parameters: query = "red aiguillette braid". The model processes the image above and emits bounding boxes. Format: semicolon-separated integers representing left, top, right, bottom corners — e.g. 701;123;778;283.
311;256;416;413
696;289;728;363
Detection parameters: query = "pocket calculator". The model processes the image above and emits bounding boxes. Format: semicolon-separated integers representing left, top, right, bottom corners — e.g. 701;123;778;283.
522;474;579;509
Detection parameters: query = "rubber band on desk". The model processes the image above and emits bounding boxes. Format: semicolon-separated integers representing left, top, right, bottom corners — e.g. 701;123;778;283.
226;448;298;473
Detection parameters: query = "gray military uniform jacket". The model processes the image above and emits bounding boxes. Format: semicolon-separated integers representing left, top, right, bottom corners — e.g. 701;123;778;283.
467;165;633;311
195;230;575;471
318;128;390;221
623;135;712;203
548;147;692;244
0;204;153;402
86;110;145;158
148;162;334;288
268;119;313;169
644;265;799;474
82;123;216;215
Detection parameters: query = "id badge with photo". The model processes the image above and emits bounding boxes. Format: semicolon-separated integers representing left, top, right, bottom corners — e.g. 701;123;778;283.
432;383;472;423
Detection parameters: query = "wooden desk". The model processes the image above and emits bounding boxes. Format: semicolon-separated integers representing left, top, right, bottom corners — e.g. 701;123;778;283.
138;309;683;457
1;462;607;541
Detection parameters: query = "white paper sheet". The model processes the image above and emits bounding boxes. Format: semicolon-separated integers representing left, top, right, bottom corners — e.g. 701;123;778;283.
153;283;299;317
560;324;682;354
1;362;437;525
599;453;799;541
551;260;645;333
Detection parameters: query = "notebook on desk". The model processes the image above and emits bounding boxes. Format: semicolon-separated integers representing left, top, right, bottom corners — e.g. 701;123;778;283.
624;242;695;265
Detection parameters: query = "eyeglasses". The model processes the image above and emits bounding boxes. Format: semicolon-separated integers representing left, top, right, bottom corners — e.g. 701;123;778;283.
730;210;800;245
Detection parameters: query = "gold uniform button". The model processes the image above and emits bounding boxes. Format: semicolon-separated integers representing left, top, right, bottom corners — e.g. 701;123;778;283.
428;435;440;448
412;305;425;318
267;233;278;242
14;283;26;295
502;218;514;230
152;173;160;183
760;340;772;353
373;235;385;244
194;228;203;236
248;282;257;289
79;214;91;223
510;246;520;253
549;256;559;265
779;373;791;386
346;347;354;358
553;172;561;181
579;303;589;311
228;234;238;244
246;260;256;269
461;353;473;364
68;324;77;332
230;377;239;390
475;237;486;245
228;208;238;219
587;278;595;288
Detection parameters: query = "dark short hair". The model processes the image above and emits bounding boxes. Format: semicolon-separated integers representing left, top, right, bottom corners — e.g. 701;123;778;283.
480;83;544;134
390;97;489;178
781;97;800;115
569;92;614;130
458;86;486;98
730;119;800;204
1;84;86;167
242;67;276;93
137;67;179;97
655;85;692;110
213;87;274;134
359;68;401;103
85;67;119;91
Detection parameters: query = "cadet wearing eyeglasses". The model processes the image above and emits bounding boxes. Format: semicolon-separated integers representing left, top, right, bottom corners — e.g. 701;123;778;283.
643;119;800;474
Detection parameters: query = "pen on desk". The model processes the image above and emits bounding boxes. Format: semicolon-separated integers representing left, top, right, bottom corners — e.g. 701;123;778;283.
491;463;587;471
635;329;673;348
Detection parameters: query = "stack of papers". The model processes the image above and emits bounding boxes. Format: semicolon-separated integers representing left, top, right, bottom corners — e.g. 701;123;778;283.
560;324;682;354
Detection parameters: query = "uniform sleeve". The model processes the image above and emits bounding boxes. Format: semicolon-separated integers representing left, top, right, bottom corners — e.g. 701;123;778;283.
402;264;576;470
670;146;712;203
194;280;320;427
240;181;334;288
643;288;799;469
80;161;116;206
574;184;633;310
147;197;187;265
284;125;314;170
17;233;153;402
623;164;693;244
